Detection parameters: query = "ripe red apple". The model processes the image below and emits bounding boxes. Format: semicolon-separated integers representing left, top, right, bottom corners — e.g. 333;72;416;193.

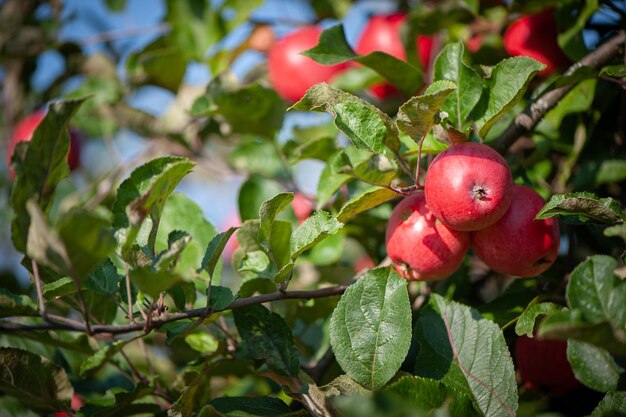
503;9;571;77
268;26;349;102
6;110;81;178
424;142;513;232
471;185;560;277
355;13;435;99
385;193;470;281
516;335;581;396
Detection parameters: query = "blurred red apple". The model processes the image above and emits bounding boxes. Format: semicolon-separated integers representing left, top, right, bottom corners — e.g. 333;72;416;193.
6;109;81;178
503;9;571;77
268;26;349;102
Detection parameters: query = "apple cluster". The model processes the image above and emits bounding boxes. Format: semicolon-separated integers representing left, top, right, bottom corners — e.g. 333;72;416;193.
386;142;560;281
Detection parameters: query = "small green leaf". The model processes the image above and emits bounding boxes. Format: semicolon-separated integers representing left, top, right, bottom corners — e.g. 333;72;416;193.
600;64;626;78
396;80;457;144
205;396;293;417
184;333;219;354
209;286;234;310
597;159;626;185
229;139;286;177
11;98;87;252
153;230;191;271
58;207;116;279
590;391;626;416
290;83;400;153
0;347;73;412
76;382;155;417
198;227;238;279
86;259;123;296
474;57;545;137
337;187;397;223
42;277;76;300
238;250;273;279
126;37;186;91
258;193;294;245
193;72;285;138
330;267;411;390
537;310;626;356
317;152;352;208
433;42;483;131
0;289;38;318
515;302;565;337
604;224;626;243
238;176;287;222
80;340;128;376
129;267;182;298
233;304;300;377
566;255;626;327
290;211;343;259
349;153;399;187
26;200;70;275
303;24;423;97
112;156;195;253
568;340;625;393
536;192;626;225
414;294;518;417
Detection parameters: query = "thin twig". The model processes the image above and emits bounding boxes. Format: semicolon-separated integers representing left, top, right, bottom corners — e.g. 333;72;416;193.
493;30;626;154
31;260;48;321
0;282;352;335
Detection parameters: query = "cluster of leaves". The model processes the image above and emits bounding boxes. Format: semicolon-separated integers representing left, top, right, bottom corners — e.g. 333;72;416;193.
0;1;625;416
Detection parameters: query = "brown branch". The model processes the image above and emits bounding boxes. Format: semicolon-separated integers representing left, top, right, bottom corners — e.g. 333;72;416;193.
492;30;626;154
0;283;351;335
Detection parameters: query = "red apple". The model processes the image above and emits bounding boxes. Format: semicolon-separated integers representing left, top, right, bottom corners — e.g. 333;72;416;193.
385;193;470;281
424;142;513;232
471;185;560;277
6;109;81;178
503;9;571;77
268;26;349;102
292;192;314;224
355;13;435;99
516;335;581;396
354;255;375;273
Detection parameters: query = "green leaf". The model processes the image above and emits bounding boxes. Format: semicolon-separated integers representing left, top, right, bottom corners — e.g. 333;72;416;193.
80;340;128;376
184;333;219;354
209;286;234;310
567;255;626;327
290;83;400;153
42;277;76;300
233;304;300;377
283;136;338;163
414;294;518;417
125;36;186;91
330;267;411;390
205;396;293;417
129;267;182;299
153;230;191;271
433;42;483;131
26;200;70;275
590;391;626;416
198;227;238;279
76;382;155;417
112;156;195;253
238;176;287;222
86;259;123;296
348;153;399;187
396;80;457;144
474;57;545;138
536;192;626;225
537;310;626;356
11;98;87;252
290;211;343;259
238;250;273;279
229;139;286;177
597;159;626;185
58;207;116;279
0;347;73;412
193;72;285;138
515;302;565;337
600;64;626;78
568;340;625;393
269;219;293;270
157;193;219;282
605;224;626;243
316;152;352;208
337;187;397;223
307;233;344;266
0;289;38;318
303;24;423;97
258;193;294;245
